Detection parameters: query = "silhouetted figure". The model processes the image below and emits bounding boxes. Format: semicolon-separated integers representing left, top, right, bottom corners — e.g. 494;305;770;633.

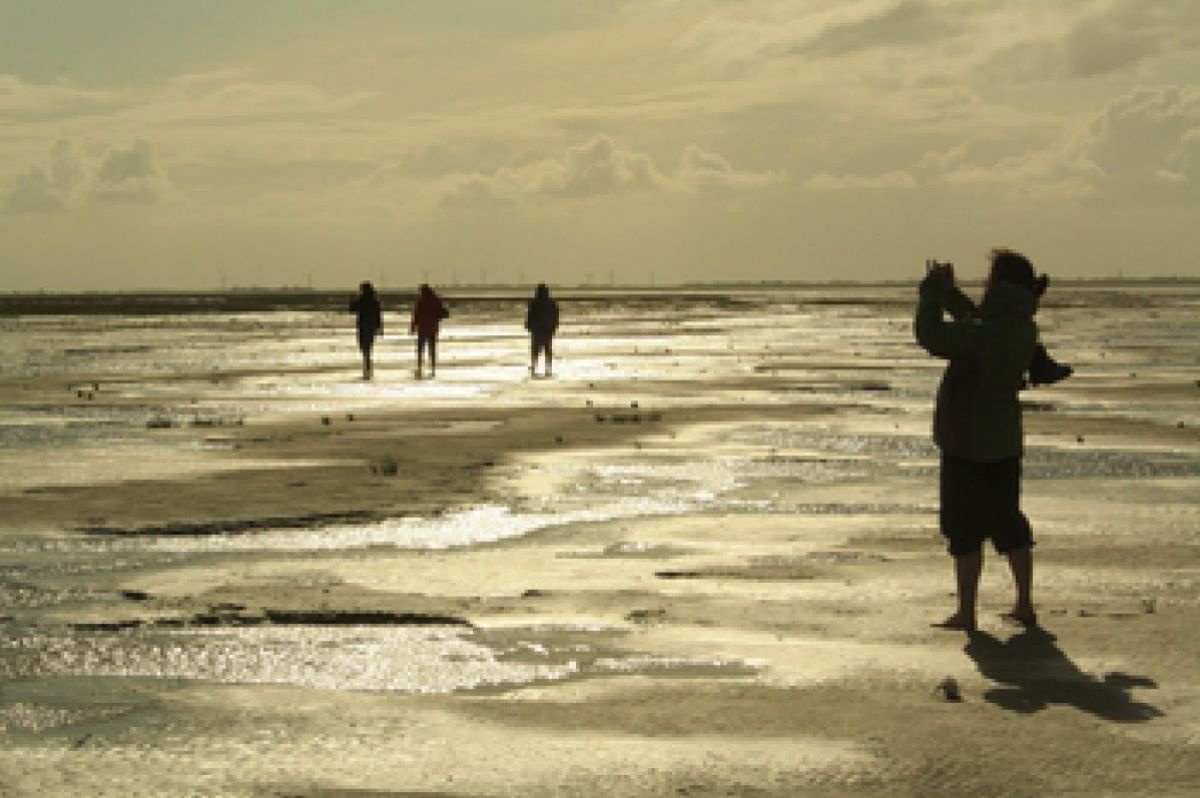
410;283;447;378
965;628;1161;722
938;268;1073;388
349;281;382;380
525;283;560;378
916;249;1042;632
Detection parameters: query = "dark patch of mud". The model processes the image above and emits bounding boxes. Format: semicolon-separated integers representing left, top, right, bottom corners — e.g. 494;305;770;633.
69;609;473;633
79;510;379;537
655;564;819;581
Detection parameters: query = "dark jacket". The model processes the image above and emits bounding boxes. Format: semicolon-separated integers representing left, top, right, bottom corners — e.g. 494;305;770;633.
410;288;446;337
915;277;1038;461
350;292;382;337
525;294;559;339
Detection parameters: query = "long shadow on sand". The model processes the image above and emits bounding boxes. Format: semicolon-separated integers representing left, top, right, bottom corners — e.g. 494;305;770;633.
964;627;1162;722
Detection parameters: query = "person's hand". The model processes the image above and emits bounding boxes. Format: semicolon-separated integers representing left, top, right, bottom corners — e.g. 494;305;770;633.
1034;274;1049;297
937;261;955;287
922;259;954;291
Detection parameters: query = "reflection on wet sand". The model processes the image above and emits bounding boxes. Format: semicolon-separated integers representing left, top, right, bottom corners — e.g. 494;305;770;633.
2;284;1199;796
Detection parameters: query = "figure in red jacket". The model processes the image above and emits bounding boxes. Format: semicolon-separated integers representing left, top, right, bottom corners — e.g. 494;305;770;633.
409;283;447;378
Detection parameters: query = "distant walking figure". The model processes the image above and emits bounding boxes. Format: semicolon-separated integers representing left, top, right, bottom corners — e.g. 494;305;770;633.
915;250;1043;632
410;283;447;378
349;281;383;380
525;283;560;378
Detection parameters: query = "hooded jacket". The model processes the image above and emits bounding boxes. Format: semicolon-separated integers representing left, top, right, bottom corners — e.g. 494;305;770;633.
914;276;1038;461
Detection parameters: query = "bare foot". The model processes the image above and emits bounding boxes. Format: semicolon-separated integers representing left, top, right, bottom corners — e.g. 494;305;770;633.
1001;608;1038;627
932;613;976;632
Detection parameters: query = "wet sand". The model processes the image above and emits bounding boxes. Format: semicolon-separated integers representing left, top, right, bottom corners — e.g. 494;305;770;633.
2;285;1199;796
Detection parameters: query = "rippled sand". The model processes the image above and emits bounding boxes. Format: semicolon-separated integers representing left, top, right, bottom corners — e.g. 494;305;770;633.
2;284;1198;796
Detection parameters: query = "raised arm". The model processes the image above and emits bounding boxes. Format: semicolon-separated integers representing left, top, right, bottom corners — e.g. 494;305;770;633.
944;283;976;320
914;271;977;359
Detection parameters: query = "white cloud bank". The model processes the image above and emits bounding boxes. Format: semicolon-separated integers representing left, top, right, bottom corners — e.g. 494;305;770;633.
436;135;783;209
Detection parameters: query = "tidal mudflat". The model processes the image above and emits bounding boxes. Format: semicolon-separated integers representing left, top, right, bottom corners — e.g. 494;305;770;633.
2;283;1198;796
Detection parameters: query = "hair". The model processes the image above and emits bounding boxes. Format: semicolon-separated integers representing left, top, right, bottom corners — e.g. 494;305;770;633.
988;248;1035;292
535;282;550;299
360;281;374;295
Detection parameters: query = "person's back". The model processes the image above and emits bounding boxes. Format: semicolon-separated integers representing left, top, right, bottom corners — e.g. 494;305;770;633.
526;288;559;339
352;287;382;336
525;283;559;377
411;285;444;338
410;284;446;378
349;282;383;379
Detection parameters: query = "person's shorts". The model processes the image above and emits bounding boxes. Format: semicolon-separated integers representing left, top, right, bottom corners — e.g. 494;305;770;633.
939;454;1034;556
531;333;552;353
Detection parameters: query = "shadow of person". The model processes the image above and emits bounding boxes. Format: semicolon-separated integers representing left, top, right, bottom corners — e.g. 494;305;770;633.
964;627;1162;722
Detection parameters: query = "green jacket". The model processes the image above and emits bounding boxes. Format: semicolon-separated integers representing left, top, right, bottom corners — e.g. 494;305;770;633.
914;277;1038;461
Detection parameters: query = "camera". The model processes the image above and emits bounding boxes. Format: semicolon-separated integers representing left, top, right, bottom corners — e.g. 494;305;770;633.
925;259;954;279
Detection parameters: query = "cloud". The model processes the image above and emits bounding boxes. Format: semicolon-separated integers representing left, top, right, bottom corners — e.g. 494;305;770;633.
977;1;1200;84
3;139;85;214
437;136;781;209
4;166;64;214
436;136;663;209
1174;128;1200;180
676;145;785;190
805;170;917;190
805;0;955;56
678;0;960;73
49;139;85;193
1076;85;1200;194
0;74;128;119
528;135;665;198
1063;1;1200;78
1;71;372;140
4;137;174;213
437;172;520;211
90;138;170;204
889;86;1200;205
189;81;373;119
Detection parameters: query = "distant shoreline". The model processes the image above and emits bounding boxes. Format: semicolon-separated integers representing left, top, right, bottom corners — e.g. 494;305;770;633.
1;278;1196;316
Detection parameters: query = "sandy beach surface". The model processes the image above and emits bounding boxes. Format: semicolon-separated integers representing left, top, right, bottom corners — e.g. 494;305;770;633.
2;284;1198;797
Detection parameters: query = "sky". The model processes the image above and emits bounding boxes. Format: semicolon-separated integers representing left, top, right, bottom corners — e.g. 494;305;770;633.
1;0;1198;290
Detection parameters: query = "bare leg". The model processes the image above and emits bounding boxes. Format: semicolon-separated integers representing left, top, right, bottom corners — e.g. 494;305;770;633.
1003;546;1036;625
362;350;372;380
545;338;553;377
934;550;982;631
